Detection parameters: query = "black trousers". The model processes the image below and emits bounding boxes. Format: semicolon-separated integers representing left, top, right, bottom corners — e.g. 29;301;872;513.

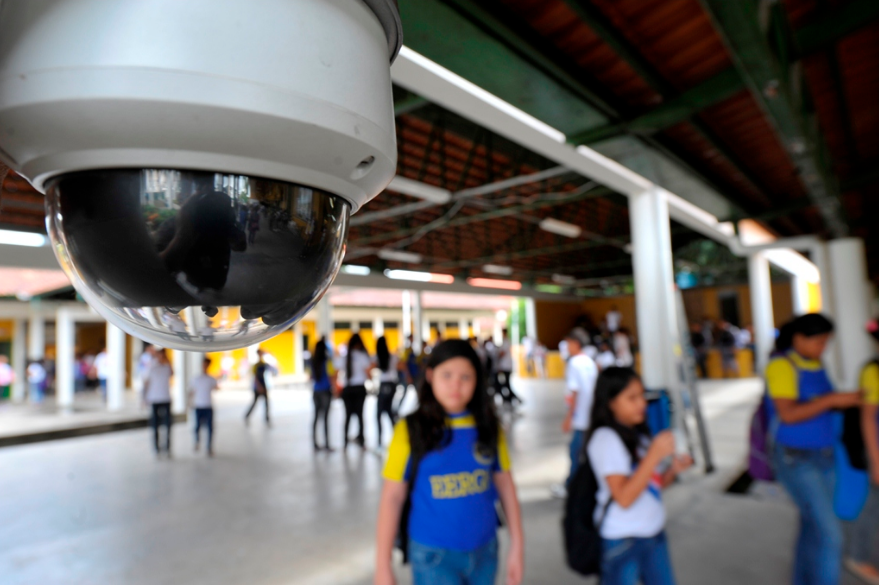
244;390;270;422
312;391;332;448
150;402;172;453
194;407;214;451
494;371;521;404
342;385;367;446
376;382;398;446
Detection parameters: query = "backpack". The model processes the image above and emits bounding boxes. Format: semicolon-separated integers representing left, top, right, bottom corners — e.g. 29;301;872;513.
563;433;612;577
748;354;795;482
839;357;878;472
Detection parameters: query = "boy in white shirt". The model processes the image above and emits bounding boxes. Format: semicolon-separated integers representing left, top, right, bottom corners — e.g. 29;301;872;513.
561;328;599;487
189;357;219;457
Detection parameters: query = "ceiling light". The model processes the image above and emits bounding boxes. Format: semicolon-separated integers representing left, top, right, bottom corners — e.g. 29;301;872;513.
0;229;46;247
482;264;513;276
539;218;581;239
341;264;371;276
466;278;522;291
384;269;454;284
551;274;576;285
377;249;423;264
387;176;452;204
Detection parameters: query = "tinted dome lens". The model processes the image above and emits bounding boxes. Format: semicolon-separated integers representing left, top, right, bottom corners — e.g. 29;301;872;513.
46;169;349;350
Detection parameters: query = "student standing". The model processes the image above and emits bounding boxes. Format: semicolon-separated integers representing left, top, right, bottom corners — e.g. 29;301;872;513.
587;367;691;585
244;349;271;427
562;328;600;488
343;333;372;448
144;348;174;457
27;359;46;404
845;318;879;584
311;338;336;451
188;357;218;457
494;329;522;405
374;339;524;585
376;336;400;448
767;314;860;585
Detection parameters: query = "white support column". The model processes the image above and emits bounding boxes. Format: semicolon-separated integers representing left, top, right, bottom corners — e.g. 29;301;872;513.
130;337;144;395
748;252;776;374
524;297;538;341
172;350;188;414
293;321;305;376
28;311;45;360
791;275;811;316
402;290;413;348
186;350;204;393
458;318;469;339
106;323;126;411
511;300;521;346
55;307;75;411
412;290;424;353
629;188;678;393
11;319;26;403
317;296;332;341
373;316;385;339
829;238;873;391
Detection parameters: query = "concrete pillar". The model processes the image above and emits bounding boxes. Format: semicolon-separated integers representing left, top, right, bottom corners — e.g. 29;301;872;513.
55;307;75;410
628;188;678;393
412;290;424;354
511;300;521;346
130;336;144;394
402;290;413;349
791;275;811;316
828;238;873;391
524;297;538;341
106;323;126;411
172;350;188;414
458;318;469;339
373;316;385;339
293;321;305;376
748;252;775;374
11;318;26;402
317;296;332;341
28;311;45;359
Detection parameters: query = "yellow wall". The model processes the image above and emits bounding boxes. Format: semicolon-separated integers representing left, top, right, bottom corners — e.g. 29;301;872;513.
0;319;13;343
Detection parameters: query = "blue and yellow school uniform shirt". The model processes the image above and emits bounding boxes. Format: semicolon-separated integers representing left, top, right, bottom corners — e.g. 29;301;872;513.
383;412;511;552
766;350;835;449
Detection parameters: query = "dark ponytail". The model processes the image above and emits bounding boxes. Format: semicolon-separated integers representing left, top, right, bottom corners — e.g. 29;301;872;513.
586;367;651;463
776;313;835;354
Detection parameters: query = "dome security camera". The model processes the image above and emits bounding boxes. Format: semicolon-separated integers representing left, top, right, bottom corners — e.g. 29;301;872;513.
0;0;402;350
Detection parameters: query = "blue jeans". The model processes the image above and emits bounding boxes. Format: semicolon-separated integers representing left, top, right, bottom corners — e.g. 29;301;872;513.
601;532;676;585
773;445;842;585
194;407;214;451
567;429;586;487
409;537;498;585
846;484;879;563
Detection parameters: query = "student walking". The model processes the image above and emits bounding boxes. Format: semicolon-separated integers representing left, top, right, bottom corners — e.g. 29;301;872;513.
845;318;879;584
144;348;174;457
767;314;860;585
494;329;522;405
244;349;271;427
311;338;336;451
27;359;46;404
375;336;400;448
188;357;218;457
562;328;600;488
374;339;524;585
587;367;692;585
342;333;372;448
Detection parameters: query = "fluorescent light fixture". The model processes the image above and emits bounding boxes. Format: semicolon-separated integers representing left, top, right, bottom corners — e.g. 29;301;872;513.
387;176;451;204
341;264;371;276
551;274;577;286
0;229;46;247
377;249;423;264
536;284;563;294
384;269;454;284
539;218;582;239
496;310;508;322
482;264;514;276
467;277;522;291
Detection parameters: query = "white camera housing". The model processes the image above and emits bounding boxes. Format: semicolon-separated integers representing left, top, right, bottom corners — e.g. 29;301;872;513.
0;0;401;350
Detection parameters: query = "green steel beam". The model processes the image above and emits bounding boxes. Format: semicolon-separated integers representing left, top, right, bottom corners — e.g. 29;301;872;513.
794;0;879;58
568;68;745;144
700;0;848;237
351;185;612;247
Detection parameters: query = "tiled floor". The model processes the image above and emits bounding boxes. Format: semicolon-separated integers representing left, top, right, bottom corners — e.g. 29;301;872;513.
0;378;869;584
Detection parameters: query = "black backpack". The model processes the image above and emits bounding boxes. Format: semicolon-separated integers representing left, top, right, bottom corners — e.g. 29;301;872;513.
563;433;612;576
840;358;878;472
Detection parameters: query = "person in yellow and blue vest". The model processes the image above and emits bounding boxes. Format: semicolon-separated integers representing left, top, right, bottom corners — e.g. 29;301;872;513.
766;314;861;585
374;339;524;585
844;318;879;584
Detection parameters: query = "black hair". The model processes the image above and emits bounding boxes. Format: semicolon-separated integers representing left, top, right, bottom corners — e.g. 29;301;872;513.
407;339;499;457
376;336;391;372
775;313;835;353
345;333;366;378
312;338;328;382
586;367;651;464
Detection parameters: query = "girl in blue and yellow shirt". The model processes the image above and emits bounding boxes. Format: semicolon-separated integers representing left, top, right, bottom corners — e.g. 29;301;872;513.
767;314;860;585
375;339;524;585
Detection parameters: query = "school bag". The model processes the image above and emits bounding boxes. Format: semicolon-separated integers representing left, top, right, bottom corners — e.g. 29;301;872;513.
748;353;794;482
562;432;612;577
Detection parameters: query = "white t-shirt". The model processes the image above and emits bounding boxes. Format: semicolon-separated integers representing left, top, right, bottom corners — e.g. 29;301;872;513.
346;350;372;386
27;363;46;384
497;340;513;372
189;374;218;408
145;363;173;404
613;333;634;367
94;352;109;380
588;428;666;539
379;354;399;383
606;311;622;332
566;353;599;431
596;350;616;371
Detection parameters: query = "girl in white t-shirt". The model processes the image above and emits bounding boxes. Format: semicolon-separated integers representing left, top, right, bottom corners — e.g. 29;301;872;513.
586;367;692;585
